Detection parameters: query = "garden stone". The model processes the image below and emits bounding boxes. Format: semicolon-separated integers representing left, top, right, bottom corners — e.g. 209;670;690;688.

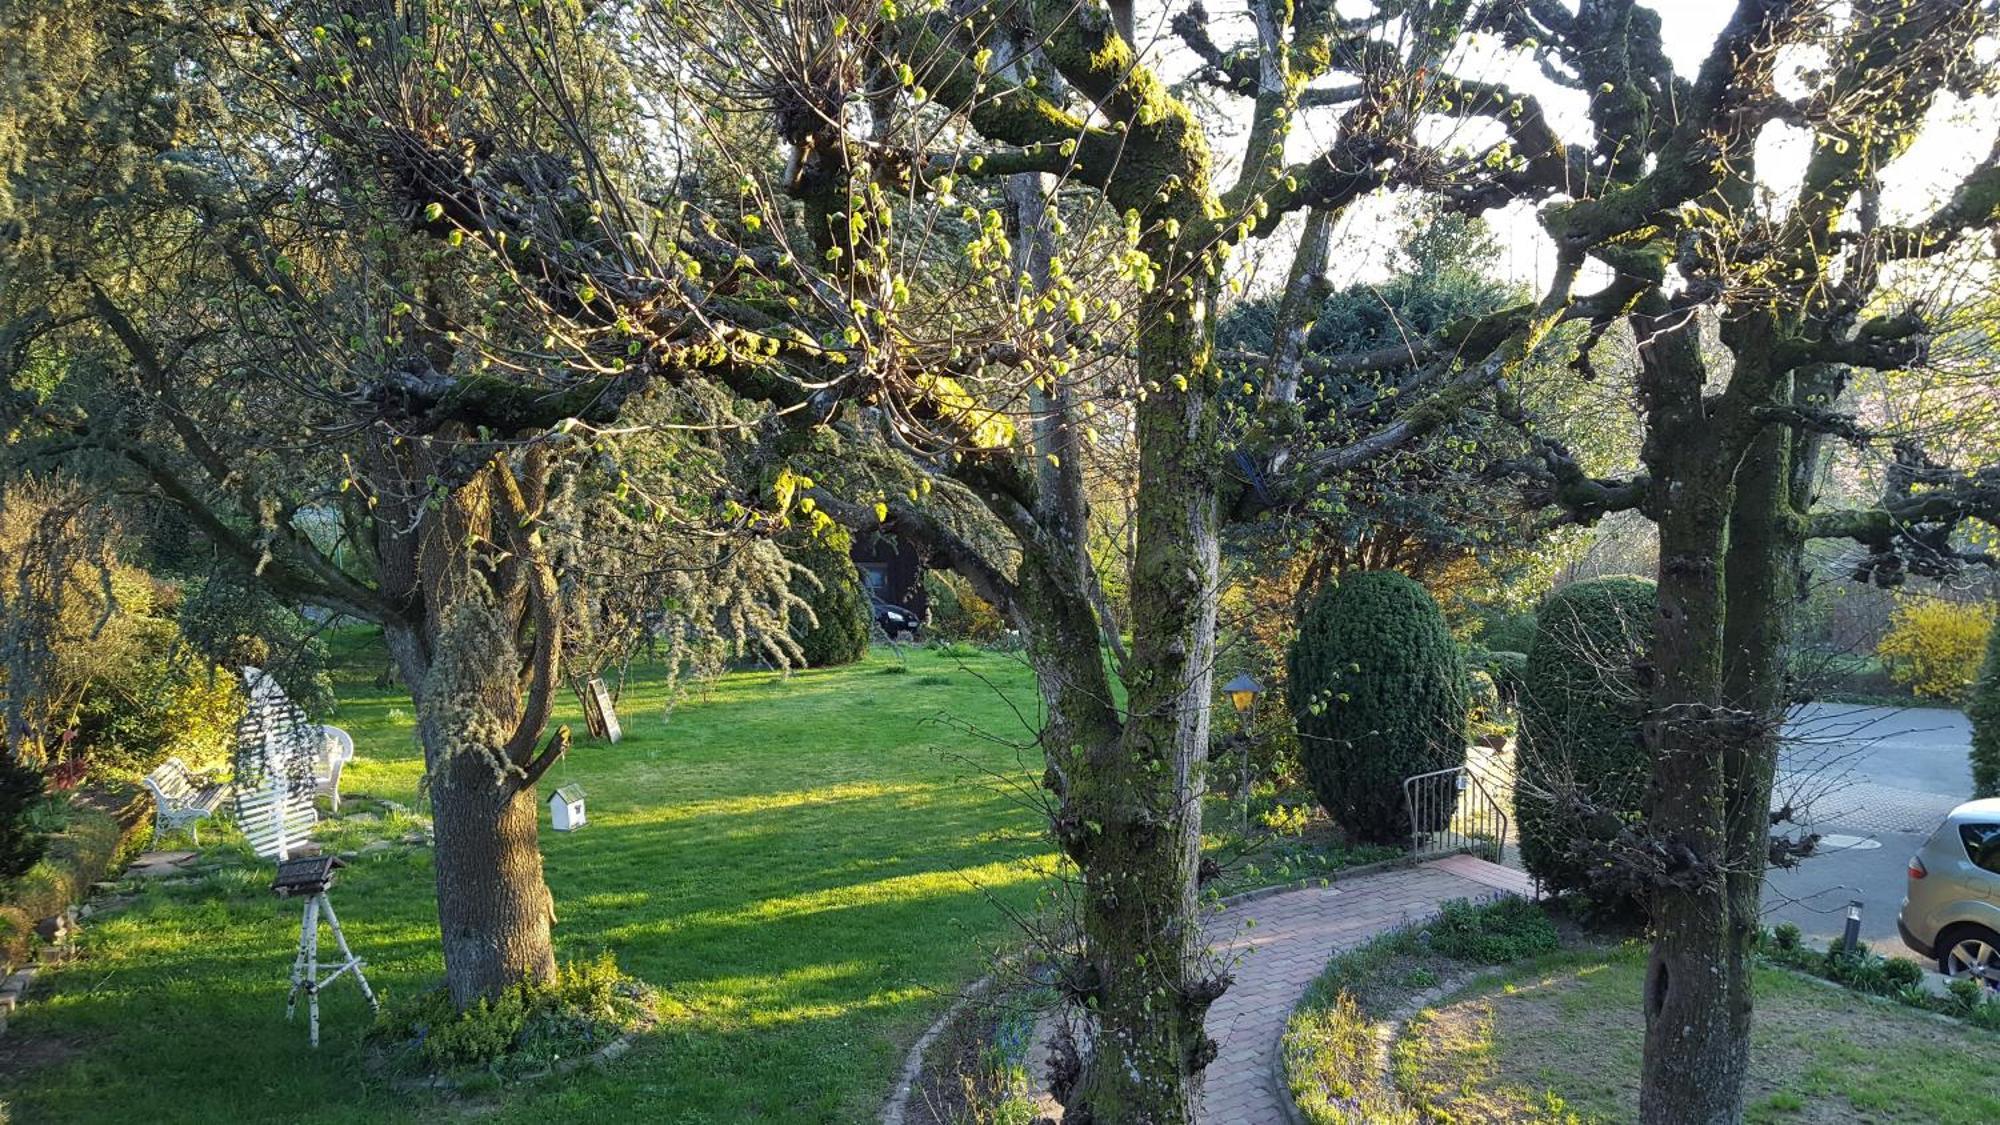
126;850;198;878
359;840;393;856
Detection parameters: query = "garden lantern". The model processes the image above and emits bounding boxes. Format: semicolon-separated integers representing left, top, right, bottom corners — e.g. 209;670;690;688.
551;784;588;831
1224;673;1264;725
1842;899;1864;954
1222;674;1263;834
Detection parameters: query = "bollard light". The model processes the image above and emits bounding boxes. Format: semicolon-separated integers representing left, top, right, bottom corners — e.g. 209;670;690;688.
1841;899;1863;954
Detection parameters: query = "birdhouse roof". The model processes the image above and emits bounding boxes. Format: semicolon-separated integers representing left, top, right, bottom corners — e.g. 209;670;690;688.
553;784;586;803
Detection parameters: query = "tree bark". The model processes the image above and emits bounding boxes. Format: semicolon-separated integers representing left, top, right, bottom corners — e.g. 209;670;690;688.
1716;407;1793;1105
1634;306;1746;1125
427;733;559;1007
1718;361;1836;1094
377;447;562;1009
1060;291;1222;1123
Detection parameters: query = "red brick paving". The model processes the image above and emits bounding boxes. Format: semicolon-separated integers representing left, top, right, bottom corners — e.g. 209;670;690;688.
1197;858;1525;1124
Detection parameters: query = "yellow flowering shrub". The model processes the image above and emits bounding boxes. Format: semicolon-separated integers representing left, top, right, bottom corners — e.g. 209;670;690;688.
1877;598;1998;700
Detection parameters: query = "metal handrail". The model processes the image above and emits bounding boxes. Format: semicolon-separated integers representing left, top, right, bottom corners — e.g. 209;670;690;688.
1403;762;1510;861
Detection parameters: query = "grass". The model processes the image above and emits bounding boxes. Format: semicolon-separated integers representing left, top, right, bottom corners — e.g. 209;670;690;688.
1284;898;1564;1124
1397;948;2000;1124
2;630;1062;1124
5;630;1406;1123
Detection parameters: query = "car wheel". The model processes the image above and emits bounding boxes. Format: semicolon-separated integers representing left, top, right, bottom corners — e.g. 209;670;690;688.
1937;923;2000;990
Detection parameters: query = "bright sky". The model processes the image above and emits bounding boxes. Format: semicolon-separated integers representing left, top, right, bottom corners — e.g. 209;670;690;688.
1126;1;2000;296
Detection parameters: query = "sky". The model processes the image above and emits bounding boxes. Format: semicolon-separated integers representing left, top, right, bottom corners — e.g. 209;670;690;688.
1124;1;2000;296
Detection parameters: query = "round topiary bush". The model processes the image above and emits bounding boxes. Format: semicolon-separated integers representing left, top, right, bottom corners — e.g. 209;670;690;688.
1516;576;1656;902
788;523;871;667
1288;571;1468;845
1970;620;2000;799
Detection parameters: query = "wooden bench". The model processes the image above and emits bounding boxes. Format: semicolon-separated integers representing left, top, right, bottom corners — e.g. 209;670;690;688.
142;757;229;846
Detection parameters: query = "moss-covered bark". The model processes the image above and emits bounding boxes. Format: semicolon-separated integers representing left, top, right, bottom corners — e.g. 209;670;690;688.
1631;305;1745;1125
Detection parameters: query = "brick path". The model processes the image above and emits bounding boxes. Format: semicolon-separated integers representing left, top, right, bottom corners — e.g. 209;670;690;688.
1197;856;1533;1124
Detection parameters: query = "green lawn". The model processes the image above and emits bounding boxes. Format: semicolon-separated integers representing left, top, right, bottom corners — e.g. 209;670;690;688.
2;634;1060;1124
1399;950;2000;1124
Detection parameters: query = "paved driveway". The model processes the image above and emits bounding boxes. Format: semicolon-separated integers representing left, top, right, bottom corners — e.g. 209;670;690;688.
1764;702;1973;956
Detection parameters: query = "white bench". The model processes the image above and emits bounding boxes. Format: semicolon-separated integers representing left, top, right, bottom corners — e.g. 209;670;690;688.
142;757;229;846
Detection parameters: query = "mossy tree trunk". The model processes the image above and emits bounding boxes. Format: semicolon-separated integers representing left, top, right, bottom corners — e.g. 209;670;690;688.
1055;287;1224;1122
376;439;564;1010
1633;305;1749;1125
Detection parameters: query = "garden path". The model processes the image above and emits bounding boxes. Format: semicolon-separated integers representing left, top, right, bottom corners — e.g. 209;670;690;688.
1008;856;1533;1124
1196;855;1532;1123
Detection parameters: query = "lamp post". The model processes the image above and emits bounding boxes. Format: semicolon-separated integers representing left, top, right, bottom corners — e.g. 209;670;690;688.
1223;674;1263;835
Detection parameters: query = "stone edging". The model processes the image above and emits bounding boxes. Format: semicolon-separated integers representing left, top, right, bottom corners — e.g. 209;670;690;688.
879;857;1420;1125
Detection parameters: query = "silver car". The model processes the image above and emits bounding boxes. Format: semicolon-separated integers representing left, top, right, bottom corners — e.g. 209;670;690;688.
1899;797;2000;988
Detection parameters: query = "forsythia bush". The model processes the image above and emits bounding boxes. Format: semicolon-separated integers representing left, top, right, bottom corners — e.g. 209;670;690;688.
1876;598;1997;701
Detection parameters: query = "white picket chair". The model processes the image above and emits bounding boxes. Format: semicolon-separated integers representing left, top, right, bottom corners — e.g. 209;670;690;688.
316;726;355;812
142;757;230;846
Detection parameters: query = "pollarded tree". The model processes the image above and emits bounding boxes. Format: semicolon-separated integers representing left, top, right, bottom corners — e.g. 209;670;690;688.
1470;3;2000;1118
291;1;1608;1115
1288;571;1467;844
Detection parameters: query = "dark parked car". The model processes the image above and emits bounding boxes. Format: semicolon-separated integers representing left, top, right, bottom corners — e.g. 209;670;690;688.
873;601;922;641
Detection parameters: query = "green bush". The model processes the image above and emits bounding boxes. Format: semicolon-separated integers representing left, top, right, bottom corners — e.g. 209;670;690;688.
1478;610;1539;657
1971;620;2000;799
1516;577;1656;905
1423;897;1561;963
372;952;651;1074
925;569;1007;643
786;524;870;667
1469;647;1527;701
0;755;47;887
1289;571;1467;845
177;575;335;716
73;617;242;781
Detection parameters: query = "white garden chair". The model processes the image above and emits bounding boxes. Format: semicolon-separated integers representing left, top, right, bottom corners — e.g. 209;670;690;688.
315;726;355;812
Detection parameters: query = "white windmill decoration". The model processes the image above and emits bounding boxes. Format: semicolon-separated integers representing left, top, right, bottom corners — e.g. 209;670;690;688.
233;667;320;861
235;666;377;1044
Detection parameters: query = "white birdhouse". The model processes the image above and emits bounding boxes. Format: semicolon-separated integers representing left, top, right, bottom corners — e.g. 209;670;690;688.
550;784;587;831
